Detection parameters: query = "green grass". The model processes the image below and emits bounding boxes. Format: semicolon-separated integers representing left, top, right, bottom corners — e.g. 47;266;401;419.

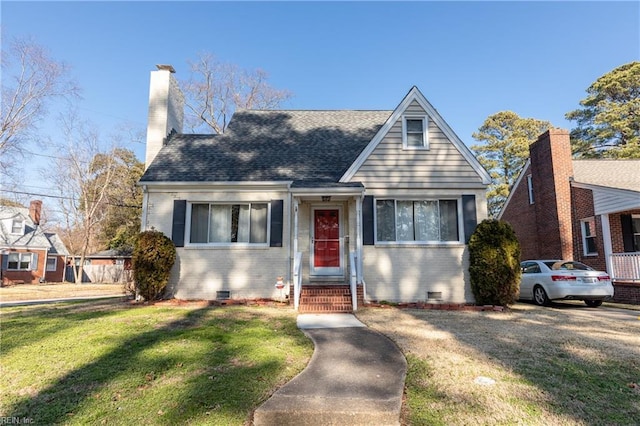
0;300;313;425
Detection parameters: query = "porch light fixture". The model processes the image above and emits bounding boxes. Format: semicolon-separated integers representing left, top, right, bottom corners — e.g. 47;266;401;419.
322;196;331;202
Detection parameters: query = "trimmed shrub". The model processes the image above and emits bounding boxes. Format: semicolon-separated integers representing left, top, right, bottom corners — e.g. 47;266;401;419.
468;219;521;306
132;230;176;301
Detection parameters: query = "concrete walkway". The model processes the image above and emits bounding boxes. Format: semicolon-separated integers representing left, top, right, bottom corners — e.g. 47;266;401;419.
254;314;407;426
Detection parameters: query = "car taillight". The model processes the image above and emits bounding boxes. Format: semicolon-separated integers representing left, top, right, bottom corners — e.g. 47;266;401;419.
597;275;610;281
551;275;577;281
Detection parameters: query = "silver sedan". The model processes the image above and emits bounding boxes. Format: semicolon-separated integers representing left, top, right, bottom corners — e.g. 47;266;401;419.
519;260;614;307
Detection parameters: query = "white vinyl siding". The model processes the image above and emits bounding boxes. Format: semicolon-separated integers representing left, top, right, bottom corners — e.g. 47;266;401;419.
352;101;485;189
590;187;640;215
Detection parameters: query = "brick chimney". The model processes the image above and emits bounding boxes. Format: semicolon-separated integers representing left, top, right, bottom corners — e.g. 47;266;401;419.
145;65;184;170
528;129;574;260
29;200;42;226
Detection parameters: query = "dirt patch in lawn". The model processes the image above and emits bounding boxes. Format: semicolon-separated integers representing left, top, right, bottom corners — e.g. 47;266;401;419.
0;282;128;302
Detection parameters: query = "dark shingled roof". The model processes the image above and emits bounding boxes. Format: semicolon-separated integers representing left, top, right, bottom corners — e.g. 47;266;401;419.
140;110;392;184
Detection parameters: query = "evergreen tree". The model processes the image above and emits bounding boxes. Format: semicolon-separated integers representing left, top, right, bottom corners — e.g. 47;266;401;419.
566;61;640;158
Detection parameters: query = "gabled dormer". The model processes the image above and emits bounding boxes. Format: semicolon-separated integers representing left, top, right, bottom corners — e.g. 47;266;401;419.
340;86;490;189
11;216;25;235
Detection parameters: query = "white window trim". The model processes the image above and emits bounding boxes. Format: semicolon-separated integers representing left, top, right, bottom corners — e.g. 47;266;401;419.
11;219;25;235
7;252;33;271
527;175;534;204
46;256;57;272
401;116;429;150
185;202;271;247
581;218;597;256
373;197;463;245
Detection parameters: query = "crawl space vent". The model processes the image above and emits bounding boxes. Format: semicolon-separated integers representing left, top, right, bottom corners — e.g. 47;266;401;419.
216;291;231;300
427;291;443;301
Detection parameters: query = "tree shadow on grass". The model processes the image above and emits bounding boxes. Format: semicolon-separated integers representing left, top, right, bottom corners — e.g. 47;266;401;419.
0;299;129;355
376;304;640;425
5;304;310;425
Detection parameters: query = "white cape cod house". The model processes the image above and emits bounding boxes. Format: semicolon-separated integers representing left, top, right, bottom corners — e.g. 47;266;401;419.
139;66;490;310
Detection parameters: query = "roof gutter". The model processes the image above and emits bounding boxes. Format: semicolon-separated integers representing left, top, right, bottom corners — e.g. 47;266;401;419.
138;180;293;189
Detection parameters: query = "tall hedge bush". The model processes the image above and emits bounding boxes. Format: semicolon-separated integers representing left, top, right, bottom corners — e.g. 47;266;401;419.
132;230;176;301
468;219;521;306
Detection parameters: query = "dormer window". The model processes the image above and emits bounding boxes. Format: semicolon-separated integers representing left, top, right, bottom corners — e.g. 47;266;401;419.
11;219;24;234
402;116;428;149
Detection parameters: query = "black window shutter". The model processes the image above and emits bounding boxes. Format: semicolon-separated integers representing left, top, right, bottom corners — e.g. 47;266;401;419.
461;195;477;244
172;200;187;247
362;195;375;245
621;214;635;252
270;199;284;247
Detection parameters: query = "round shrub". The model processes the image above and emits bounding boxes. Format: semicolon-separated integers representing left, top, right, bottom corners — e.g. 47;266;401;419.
132;230;176;301
468;219;521;306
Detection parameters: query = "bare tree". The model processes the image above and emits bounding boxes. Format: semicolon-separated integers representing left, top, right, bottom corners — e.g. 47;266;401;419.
45;111;120;284
1;36;79;179
181;52;292;133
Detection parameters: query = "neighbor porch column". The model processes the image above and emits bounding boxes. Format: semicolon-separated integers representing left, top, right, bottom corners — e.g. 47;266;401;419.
601;214;614;277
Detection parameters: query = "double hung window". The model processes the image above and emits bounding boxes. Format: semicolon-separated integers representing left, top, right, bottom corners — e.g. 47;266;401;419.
7;253;33;270
402;116;428;149
46;256;57;271
376;199;459;243
190;203;268;244
11;219;24;234
581;218;597;255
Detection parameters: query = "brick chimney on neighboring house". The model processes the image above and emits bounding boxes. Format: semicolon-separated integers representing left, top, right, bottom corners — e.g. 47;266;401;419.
528;129;575;260
29;200;42;226
145;65;184;170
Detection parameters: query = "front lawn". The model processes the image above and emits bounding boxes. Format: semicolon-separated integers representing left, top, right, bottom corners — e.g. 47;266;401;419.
357;303;640;425
0;300;312;425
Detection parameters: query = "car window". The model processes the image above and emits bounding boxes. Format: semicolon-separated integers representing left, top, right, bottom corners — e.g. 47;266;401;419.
550;261;594;271
521;262;541;274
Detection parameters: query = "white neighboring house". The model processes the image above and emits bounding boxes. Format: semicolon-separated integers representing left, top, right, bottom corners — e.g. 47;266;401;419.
139;65;490;309
0;201;69;284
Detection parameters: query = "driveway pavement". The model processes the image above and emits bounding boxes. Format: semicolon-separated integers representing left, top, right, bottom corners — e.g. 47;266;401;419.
547;301;640;322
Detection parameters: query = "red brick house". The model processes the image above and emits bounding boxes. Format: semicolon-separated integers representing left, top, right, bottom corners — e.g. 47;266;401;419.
499;129;640;303
1;201;69;284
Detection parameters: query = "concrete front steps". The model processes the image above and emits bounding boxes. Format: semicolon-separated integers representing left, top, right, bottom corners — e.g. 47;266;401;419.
297;284;364;313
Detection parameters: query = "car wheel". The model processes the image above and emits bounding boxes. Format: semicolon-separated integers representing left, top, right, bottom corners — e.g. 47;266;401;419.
533;286;550;306
584;300;603;308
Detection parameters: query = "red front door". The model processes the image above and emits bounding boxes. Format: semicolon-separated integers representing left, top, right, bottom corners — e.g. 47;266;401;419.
313;209;340;270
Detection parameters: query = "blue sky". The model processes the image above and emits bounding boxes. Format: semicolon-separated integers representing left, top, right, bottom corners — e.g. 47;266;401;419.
2;1;639;202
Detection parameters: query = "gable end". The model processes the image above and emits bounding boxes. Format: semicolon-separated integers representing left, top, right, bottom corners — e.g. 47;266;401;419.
340;86;490;185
